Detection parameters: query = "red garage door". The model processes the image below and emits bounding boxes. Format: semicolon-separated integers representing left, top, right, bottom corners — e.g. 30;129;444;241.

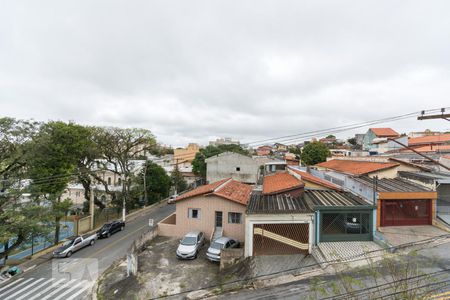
381;199;431;226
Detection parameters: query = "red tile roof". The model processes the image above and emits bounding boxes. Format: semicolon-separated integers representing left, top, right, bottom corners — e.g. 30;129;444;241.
408;134;450;146
370;128;399;137
176;178;252;205
316;159;399;175
409;145;450;152
263;172;304;195
288;167;342;191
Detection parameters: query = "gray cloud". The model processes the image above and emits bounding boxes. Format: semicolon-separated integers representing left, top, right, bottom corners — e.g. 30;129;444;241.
1;0;450;147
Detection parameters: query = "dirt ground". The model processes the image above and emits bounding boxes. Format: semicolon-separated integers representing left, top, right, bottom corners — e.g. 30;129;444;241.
97;236;246;300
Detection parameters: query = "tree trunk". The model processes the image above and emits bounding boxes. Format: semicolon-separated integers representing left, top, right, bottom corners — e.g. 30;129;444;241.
54;215;61;245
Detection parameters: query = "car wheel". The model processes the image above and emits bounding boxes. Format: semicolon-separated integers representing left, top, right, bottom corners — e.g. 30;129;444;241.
120;226;124;231
107;232;111;238
90;240;95;246
66;251;72;258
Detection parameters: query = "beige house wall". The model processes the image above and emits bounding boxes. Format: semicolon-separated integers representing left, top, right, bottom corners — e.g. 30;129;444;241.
367;167;399;179
174;195;247;241
174;143;200;163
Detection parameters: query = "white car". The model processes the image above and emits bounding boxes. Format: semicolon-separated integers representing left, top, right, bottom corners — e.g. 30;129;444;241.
167;194;178;204
206;237;240;262
176;231;204;259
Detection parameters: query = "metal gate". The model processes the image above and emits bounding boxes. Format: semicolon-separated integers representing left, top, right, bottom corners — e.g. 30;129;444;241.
320;211;372;242
381;199;431;226
252;223;309;256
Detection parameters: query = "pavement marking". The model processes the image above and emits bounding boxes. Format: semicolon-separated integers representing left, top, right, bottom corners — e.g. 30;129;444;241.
65;284;92;300
0;277;25;292
52;280;87;300
87;224;148;258
15;278;56;300
40;279;78;300
26;278;66;300
4;278;46;300
0;277;34;296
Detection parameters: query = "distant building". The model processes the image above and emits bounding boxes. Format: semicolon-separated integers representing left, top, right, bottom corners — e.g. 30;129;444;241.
173;143;200;164
209;137;240;146
256;145;272;156
362;128;400;151
408;130;442;138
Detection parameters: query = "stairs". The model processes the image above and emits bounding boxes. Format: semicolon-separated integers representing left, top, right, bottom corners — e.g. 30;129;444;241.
211;227;223;241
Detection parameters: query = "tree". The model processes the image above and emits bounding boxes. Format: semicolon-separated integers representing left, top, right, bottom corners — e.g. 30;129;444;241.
288;146;302;159
325;134;336;139
133;161;171;205
27;121;89;244
301;142;330;165
191;144;249;178
171;165;188;194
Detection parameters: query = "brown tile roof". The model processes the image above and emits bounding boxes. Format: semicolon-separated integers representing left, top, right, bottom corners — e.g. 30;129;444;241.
316;159;399;175
408;144;450;152
263;172;304;195
175;178;252;205
370;128;399;137
408;134;450;146
288;167;342;191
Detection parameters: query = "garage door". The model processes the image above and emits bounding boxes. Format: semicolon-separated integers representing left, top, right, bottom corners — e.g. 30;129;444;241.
381;199;431;226
252;223;309;256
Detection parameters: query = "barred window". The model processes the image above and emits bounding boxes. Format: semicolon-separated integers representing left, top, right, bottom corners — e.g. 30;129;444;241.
228;212;242;224
188;208;201;219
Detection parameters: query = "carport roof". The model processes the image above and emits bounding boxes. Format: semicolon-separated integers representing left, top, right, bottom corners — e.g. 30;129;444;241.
352;176;431;192
247;192;312;214
304;190;373;208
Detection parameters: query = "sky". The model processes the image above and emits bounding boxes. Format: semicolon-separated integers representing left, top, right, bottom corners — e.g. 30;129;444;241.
1;1;450;148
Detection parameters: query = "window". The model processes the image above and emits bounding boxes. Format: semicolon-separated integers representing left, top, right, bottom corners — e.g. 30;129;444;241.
108;177;111;185
236;167;241;172
228;212;242;224
188;208;201;219
118;178;122;185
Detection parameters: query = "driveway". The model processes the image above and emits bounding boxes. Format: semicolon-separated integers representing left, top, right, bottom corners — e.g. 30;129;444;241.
99;236;244;299
378;225;449;247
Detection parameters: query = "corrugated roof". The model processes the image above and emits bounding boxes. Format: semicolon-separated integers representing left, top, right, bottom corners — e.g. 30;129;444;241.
247;192;312;214
262;172;304;195
351;176;431;192
304;190;371;207
316;159;399;175
370;128;399;137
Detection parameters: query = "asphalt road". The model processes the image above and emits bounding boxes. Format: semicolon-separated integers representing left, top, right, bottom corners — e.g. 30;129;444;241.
216;239;450;300
0;203;175;300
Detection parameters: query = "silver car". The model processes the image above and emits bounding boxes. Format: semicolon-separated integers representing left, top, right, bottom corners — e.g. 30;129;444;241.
206;237;239;262
176;231;205;259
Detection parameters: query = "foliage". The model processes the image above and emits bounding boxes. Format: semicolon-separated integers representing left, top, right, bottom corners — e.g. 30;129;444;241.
325;134;336;139
171;165;188;194
191;144;249;178
301;142;330;165
288;146;302;159
132;161;171;205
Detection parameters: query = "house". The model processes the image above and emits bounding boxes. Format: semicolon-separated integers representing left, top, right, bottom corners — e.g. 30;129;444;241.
288;167;342;191
158;178;253;242
305;190;376;243
408;133;450;149
256;145;272;156
408;130;443;138
315;159;400;180
209;137;240;146
273;143;288;152
262;172;304;197
363;128;399;151
350;176;437;227
369;136;408;154
205;152;271;184
173;143;200;164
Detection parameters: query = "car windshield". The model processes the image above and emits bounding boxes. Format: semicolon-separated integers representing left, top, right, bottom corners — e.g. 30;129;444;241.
62;239;74;246
101;224;112;230
210;241;225;249
181;236;197;245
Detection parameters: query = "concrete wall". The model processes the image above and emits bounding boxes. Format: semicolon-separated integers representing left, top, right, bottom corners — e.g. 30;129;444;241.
157;213;179;237
244;213;314;257
76;216;92;235
167;195;247;241
206;152;262;184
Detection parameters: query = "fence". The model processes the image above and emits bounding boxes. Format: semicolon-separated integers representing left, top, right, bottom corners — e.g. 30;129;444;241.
126;226;158;276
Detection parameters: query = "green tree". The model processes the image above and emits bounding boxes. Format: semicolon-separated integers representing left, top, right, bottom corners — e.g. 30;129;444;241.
171;165;188;194
27;121;89;244
134;161;171;205
288;146;302;159
191;144;249;178
301;142;330;165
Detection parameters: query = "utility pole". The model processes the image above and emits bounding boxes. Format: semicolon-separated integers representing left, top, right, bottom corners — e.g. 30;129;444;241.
122;174;126;222
418;108;450;121
90;184;94;230
143;162;147;205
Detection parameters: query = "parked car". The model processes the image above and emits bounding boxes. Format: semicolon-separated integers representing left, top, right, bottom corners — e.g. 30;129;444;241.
0;266;21;281
97;220;125;238
167;194;178;204
53;233;97;258
344;216;362;233
176;231;205;259
206;237;240;262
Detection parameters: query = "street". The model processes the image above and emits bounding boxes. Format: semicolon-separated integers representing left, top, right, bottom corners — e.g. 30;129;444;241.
0;203;175;300
215;239;450;300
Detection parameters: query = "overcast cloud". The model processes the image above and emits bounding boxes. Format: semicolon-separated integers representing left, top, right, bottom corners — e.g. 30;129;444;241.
1;1;450;147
